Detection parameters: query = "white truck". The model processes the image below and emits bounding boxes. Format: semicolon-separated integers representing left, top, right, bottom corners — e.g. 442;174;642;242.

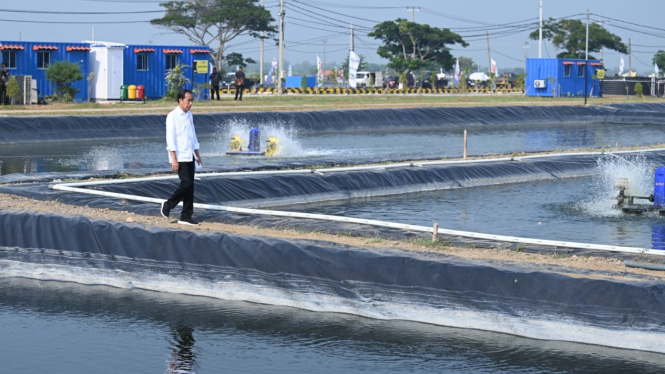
355;71;383;88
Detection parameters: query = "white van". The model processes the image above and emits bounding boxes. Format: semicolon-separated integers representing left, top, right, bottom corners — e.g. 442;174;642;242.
355;71;383;88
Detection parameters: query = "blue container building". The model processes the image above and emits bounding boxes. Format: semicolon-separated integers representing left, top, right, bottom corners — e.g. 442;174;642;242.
0;40;91;102
526;58;601;98
124;45;211;100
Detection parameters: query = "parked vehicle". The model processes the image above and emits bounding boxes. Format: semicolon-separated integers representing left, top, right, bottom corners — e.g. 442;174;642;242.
355;71;383;88
383;75;399;89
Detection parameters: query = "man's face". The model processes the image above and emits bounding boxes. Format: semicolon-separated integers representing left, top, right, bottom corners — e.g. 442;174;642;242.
178;93;194;112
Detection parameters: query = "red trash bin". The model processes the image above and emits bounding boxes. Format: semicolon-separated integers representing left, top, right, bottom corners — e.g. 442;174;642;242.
136;85;145;100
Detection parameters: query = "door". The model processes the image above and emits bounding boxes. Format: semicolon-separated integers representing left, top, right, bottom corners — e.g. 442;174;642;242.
109;48;123;99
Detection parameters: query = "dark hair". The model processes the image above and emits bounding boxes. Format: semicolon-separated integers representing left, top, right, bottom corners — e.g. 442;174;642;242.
177;89;192;103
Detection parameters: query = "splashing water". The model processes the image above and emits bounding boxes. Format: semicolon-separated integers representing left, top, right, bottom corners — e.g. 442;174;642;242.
210;118;329;158
580;154;656;216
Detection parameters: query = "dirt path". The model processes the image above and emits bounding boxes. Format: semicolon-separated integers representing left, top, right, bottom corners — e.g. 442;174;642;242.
1;193;663;283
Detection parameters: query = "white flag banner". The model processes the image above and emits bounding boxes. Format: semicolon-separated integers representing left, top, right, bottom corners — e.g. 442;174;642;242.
348;51;361;88
317;55;324;87
656;63;660;77
491;59;497;75
288;64;293;77
267;57;277;85
619;57;625;76
454;58;460;85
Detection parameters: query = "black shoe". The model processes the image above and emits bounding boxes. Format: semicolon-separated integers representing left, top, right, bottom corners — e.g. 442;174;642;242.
178;218;200;226
160;201;170;218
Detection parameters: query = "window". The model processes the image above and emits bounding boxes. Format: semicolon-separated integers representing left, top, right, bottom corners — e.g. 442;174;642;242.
578;65;585;77
137;54;148;71
166;54;177;70
564;65;571;77
1;50;16;69
37;51;50;70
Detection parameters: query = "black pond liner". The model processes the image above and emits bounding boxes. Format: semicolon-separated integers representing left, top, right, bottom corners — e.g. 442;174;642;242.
3;104;665;145
4;153;665;260
1;209;664;353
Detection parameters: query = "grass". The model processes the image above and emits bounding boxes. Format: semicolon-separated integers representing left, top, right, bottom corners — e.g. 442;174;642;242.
412;237;453;250
0;94;660;117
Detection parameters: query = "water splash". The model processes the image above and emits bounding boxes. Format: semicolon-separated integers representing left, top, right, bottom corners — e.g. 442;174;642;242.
210;118;330;158
579;154;656;216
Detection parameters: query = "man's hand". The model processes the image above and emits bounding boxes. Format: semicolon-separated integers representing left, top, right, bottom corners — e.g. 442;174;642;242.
171;159;179;173
196;157;202;167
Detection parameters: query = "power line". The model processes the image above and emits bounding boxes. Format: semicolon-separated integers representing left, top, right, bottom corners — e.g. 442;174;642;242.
491;49;524;63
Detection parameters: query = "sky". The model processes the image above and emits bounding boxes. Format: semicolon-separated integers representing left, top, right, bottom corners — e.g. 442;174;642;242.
1;0;664;75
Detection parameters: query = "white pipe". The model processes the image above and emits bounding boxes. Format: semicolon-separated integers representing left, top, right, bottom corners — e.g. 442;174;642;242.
57;148;665;189
52;183;665;257
50;147;665;257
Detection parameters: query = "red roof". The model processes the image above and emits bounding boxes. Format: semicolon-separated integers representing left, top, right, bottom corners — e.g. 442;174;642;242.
576;62;587;65
67;46;91;51
0;45;24;50
163;49;183;54
562;61;575;65
33;45;58;50
590;62;602;66
190;49;210;54
134;48;155;53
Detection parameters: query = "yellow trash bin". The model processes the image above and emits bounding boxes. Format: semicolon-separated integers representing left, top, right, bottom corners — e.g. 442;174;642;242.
127;85;137;99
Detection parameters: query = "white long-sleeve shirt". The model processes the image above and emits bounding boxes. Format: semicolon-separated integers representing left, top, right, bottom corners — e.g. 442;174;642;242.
166;106;200;163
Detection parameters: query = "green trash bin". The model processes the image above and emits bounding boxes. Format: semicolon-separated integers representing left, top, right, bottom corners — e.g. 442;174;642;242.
120;85;128;100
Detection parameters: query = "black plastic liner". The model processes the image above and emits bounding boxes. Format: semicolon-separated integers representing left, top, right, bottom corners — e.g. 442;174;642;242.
84;156;604;208
5;153;665;259
1;209;664;352
3;104;665;144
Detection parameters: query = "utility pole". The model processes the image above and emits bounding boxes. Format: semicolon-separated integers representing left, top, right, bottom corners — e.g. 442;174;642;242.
523;42;530;74
486;31;492;75
539;0;543;58
600;21;605;63
629;38;632;74
323;40;326;79
350;24;354;51
407;7;420;22
278;0;284;95
260;0;264;86
585;9;589;60
584;9;589;105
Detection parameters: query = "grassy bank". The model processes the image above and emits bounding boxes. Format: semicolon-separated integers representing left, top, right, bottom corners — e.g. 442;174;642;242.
0;94;660;117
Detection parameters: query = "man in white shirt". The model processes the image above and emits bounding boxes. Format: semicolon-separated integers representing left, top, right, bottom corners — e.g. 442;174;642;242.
161;89;202;226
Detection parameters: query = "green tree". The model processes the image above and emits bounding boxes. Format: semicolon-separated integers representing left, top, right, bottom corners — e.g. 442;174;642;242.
653;50;665;75
457;56;475;72
368;19;467;74
45;60;84;100
165;62;190;98
6;76;20;105
151;0;276;70
529;18;627;59
224;52;256;69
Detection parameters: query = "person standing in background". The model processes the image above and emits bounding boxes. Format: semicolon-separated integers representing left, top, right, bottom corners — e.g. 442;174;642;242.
161;89;202;226
209;67;222;101
234;66;245;101
0;64;9;105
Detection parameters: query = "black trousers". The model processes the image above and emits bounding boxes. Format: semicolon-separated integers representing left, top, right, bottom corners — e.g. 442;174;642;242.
211;85;220;100
235;85;244;101
167;158;195;220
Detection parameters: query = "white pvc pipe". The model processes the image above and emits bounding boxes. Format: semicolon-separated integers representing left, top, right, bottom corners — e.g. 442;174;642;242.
51;183;665;257
50;147;665;257
57;148;665;188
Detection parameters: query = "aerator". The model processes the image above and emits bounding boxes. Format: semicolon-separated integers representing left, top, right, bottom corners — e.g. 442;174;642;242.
614;167;665;214
226;128;279;157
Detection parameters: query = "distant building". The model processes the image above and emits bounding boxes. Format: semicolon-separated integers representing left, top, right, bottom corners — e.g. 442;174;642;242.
124;44;211;100
0;40;92;102
526;58;602;98
0;40;211;103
